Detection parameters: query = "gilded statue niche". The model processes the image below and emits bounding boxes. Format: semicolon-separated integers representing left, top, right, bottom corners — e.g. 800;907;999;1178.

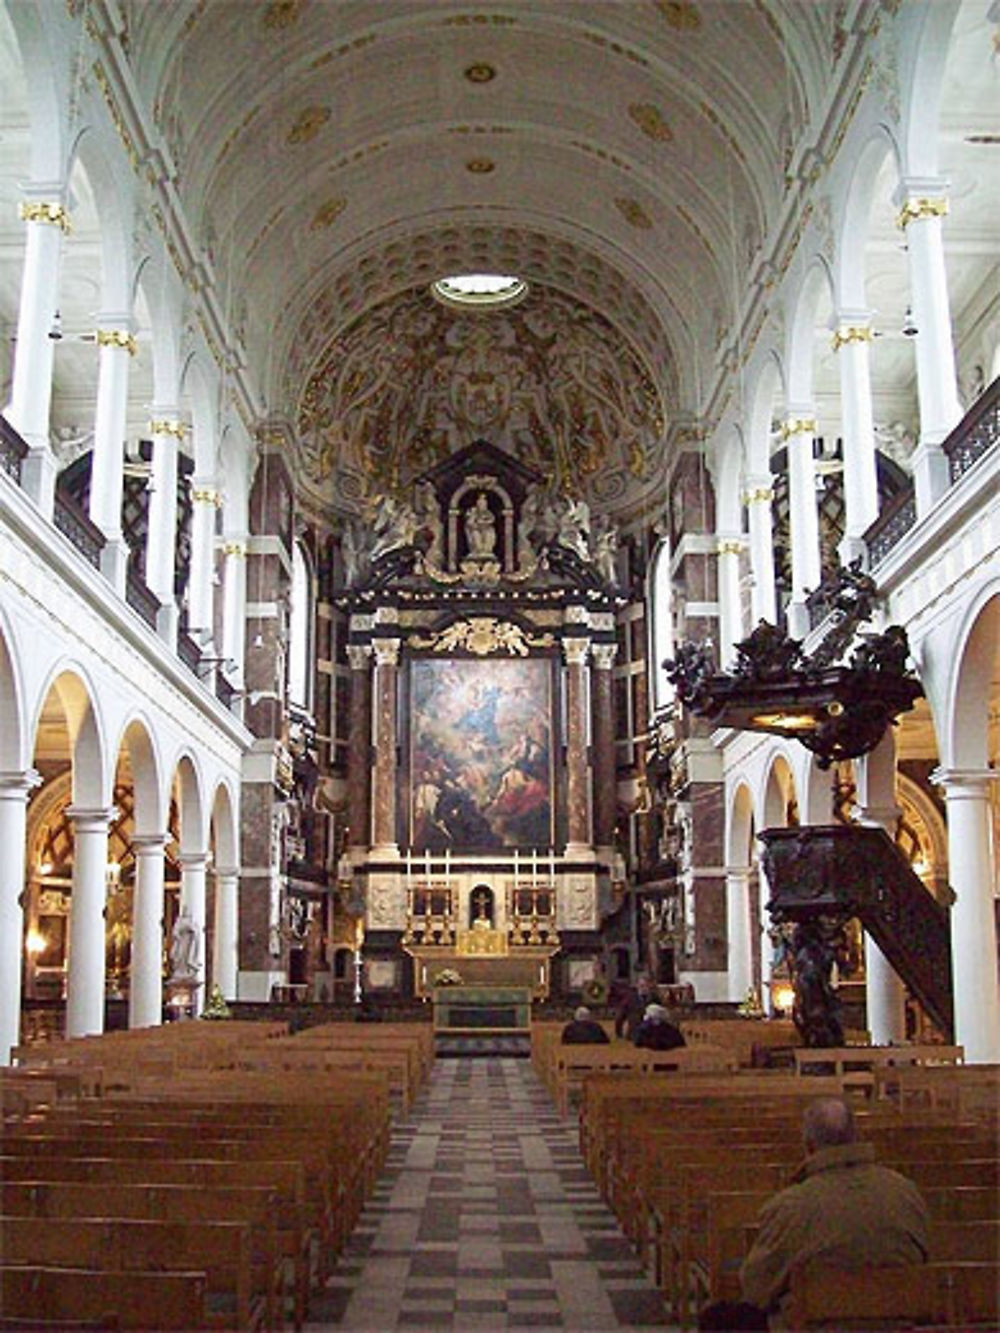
296;285;665;517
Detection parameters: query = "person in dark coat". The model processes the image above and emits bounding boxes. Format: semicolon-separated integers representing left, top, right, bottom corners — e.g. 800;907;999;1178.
633;1002;686;1050
614;974;654;1040
560;1005;610;1045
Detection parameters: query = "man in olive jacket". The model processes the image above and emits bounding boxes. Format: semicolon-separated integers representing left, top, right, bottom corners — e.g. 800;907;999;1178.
738;1097;929;1326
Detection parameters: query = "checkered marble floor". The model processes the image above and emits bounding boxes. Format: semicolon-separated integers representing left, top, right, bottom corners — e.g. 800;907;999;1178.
305;1057;673;1332
305;1055;674;1327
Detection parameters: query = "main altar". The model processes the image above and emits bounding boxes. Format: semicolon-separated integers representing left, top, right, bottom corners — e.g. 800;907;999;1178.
335;440;625;1005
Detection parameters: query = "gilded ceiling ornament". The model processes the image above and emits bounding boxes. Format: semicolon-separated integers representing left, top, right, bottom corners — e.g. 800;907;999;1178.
615;197;653;229
262;0;306;30
466;158;496;173
411;617;553;657
628;103;673;143
464;62;496;83
310;198;348;231
654;1;702;31
287;105;331;146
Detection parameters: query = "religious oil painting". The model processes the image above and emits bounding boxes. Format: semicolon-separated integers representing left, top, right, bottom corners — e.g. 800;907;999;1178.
409;657;553;851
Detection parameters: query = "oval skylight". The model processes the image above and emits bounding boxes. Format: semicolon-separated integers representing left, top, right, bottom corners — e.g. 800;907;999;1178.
431;273;528;310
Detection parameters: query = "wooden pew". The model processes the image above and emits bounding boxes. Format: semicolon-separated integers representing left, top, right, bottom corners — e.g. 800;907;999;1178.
0;1181;304;1328
0;1267;208;1330
0;1215;274;1331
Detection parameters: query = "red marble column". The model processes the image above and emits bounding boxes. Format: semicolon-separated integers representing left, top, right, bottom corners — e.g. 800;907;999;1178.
347;644;373;850
590;642;617;853
564;637;592;854
371;637;400;853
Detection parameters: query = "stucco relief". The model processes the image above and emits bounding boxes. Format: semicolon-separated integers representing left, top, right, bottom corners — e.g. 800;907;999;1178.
366;874;405;931
559;875;597;930
297;287;664;515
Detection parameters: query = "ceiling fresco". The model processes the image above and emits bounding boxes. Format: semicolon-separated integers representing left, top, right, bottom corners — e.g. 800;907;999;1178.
296;284;666;514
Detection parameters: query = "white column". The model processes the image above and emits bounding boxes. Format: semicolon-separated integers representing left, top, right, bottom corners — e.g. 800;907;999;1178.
0;772;40;1064
129;834;165;1030
716;537;744;668
213;864;239;1001
221;536;248;687
856;733;907;1044
90;322;136;594
758;866;774;1016
897;185;962;513
146;413;185;645
832;315;879;566
65;806;114;1038
725;866;753;1003
7;193;68;514
179;851;208;1017
187;479;220;646
782;412;822;639
743;478;777;626
933;769;1000;1064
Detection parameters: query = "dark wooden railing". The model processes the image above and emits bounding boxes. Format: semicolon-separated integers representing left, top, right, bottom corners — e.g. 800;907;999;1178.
944;373;1000;482
177;630;201;673
53;489;104;568
0;415;28;482
865;376;999;566
125;566;160;629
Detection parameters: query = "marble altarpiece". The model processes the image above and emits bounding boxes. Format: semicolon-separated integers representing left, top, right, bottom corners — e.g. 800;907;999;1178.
334;441;624;1001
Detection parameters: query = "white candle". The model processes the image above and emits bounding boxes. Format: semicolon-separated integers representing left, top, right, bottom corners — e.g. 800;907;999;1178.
425;848;431;884
513;847;519;894
550;847;555;886
532;849;538;888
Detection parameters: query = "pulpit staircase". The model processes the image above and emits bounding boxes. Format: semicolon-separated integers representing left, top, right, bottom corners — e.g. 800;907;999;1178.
760;824;954;1040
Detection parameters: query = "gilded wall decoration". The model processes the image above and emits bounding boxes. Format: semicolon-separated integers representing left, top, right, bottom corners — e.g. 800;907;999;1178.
297;286;664;511
615;197;654;229
629;103;673;143
287;105;331;145
654;1;702;31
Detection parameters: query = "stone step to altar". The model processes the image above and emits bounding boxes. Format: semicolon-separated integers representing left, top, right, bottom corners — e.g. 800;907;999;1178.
435;1032;531;1058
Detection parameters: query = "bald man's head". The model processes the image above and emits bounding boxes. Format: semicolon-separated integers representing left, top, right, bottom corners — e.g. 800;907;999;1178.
803;1098;857;1154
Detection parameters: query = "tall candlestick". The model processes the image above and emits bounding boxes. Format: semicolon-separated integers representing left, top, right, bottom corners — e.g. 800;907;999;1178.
513;847;519;895
550;847;555;887
532;848;538;888
425;847;431;885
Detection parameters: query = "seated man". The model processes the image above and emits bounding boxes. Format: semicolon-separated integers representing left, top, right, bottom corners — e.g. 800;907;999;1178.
560;1005;610;1045
633;1002;686;1050
702;1097;928;1329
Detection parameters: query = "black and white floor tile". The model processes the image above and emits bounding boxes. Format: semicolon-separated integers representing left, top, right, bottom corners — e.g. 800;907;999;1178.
306;1057;671;1332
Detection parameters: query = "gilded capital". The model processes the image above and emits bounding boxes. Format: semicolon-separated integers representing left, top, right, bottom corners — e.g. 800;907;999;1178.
222;539;246;557
192;486;222;506
347;644;372;671
896;196;949;229
743;486;774;505
149;418;189;439
591;642;617;670
831;324;873;351
780;416;817;441
372;636;401;668
97;328;138;356
563;637;591;666
717;538;743;556
19;200;71;232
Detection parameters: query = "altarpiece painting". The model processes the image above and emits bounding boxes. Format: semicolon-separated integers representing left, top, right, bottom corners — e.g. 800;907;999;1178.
409;657;553;852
